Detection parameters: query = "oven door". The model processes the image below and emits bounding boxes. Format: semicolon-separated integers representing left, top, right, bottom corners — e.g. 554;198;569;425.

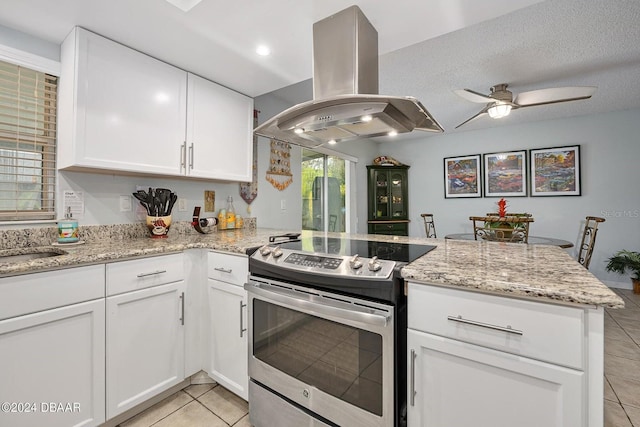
245;276;395;427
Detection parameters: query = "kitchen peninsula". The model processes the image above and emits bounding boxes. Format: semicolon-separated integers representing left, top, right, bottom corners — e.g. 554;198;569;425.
0;226;622;427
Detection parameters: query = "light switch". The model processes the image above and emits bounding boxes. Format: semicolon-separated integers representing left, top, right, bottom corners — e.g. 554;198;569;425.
280;200;286;210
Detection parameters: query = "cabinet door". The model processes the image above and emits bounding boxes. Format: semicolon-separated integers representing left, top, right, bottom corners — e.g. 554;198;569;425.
59;27;187;176
106;281;186;418
207;279;248;400
0;300;105;427
389;170;407;219
407;329;583;427
187;73;253;181
371;169;391;219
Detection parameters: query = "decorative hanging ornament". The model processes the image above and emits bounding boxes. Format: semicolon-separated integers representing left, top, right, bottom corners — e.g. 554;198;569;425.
239;109;259;209
266;139;293;191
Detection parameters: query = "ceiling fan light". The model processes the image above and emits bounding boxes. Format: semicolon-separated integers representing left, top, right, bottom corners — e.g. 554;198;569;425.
487;104;512;119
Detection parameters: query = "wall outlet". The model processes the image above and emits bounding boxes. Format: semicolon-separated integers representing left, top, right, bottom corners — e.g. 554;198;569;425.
178;198;187;212
119;195;132;212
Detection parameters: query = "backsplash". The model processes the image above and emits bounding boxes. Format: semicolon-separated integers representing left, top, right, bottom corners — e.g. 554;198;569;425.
0;217;257;250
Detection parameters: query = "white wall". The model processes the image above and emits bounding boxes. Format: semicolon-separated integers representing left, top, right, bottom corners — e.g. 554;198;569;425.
378;108;640;288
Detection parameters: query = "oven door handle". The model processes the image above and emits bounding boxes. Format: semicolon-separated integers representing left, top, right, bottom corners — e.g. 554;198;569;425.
245;282;391;327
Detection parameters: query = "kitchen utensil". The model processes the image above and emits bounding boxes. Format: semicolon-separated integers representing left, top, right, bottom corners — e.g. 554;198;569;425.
167;193;177;215
132;191;152;215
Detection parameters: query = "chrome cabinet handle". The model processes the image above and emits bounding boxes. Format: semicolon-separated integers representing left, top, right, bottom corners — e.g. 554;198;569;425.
136;270;167;278
240;301;247;337
410;349;417;406
179;292;185;325
180;141;186;171
245;281;391;327
188;143;194;170
447;315;523;336
214;267;232;274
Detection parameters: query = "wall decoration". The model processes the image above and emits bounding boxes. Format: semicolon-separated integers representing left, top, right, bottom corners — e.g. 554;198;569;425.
204;190;215;212
444;154;482;198
266;139;293;191
239;109;259;208
483;150;527;197
530;145;581;196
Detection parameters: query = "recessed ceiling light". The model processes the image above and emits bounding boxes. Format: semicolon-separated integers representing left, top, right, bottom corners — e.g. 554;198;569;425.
361;115;373;122
165;0;202;12
328;139;337;145
387;131;398;137
256;45;271;56
294;128;304;134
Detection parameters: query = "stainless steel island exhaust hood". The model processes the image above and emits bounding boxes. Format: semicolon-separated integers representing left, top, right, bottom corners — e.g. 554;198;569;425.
254;5;443;148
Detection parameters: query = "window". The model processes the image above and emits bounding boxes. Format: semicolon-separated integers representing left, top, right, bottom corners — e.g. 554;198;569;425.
0;59;57;221
301;149;349;232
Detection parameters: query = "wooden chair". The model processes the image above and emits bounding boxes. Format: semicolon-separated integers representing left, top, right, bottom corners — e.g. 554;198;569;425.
329;214;338;232
577;216;605;269
469;215;534;243
421;213;437;238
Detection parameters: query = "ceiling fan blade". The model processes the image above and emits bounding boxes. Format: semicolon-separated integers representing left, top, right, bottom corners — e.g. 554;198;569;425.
514;86;597;107
454;88;494;103
455;106;490;129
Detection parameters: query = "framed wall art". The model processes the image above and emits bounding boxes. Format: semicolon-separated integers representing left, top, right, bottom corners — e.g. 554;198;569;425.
530;145;581;196
444;154;482;198
483;150;527;197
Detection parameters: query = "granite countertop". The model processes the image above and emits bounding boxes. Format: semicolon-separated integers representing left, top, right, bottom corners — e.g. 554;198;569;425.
400;237;625;309
0;227;624;309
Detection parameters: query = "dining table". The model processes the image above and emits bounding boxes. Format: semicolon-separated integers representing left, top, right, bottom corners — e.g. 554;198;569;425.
444;233;574;249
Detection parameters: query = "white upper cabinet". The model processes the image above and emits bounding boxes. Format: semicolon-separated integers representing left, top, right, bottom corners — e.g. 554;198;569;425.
58;27;187;176
187;73;253;181
58;27;253;181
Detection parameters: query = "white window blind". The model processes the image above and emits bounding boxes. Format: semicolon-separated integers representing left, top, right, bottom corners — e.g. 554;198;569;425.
0;60;57;221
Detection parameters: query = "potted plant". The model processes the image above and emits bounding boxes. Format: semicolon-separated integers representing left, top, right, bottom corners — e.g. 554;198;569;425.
605;250;640;294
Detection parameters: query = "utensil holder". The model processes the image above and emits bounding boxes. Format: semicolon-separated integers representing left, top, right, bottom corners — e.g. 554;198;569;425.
146;215;172;238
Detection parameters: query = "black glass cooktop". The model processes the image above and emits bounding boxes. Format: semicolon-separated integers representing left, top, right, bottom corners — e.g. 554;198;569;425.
276;237;435;264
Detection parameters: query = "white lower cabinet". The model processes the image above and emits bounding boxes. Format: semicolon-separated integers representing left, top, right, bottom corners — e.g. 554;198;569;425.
207;279;248;399
0;299;106;427
206;250;249;400
406;282;602;427
407;329;583;427
106;281;186;418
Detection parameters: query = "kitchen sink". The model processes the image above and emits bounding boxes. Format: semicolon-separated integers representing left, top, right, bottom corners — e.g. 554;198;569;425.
0;249;66;263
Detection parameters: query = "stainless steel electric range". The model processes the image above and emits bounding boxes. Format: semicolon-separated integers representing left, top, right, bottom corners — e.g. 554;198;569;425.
245;235;436;427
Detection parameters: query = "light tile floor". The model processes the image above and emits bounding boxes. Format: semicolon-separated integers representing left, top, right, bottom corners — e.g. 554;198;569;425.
118;383;250;427
118;288;640;427
605;288;640;427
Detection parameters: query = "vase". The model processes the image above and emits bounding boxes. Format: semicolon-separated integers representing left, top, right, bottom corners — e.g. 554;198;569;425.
146;215;172;238
633;278;640;295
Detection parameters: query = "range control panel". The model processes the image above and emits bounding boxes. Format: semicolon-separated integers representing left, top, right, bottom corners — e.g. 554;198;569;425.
252;245;396;279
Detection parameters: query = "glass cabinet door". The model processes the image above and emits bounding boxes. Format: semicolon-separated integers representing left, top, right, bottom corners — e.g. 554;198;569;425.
390;172;404;218
374;171;389;219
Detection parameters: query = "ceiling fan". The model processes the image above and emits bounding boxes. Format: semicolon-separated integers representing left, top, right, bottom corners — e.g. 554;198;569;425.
454;83;597;129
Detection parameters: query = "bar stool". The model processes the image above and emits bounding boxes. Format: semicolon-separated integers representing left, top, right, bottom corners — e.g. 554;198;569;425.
578;216;605;269
421;213;437;238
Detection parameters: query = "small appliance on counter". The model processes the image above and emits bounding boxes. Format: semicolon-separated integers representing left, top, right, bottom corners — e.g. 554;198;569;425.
57;206;79;243
133;187;177;238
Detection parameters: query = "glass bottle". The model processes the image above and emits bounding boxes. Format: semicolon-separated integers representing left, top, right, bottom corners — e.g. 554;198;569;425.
226;196;236;229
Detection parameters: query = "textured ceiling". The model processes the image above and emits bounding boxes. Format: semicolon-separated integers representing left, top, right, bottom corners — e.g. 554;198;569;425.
0;0;639;134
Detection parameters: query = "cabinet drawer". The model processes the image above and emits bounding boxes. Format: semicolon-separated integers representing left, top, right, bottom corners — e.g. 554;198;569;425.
0;265;105;320
408;283;584;369
371;222;408;235
107;253;184;296
207;251;248;286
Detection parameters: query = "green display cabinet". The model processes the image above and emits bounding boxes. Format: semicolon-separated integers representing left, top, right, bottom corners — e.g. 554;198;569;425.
367;165;409;235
